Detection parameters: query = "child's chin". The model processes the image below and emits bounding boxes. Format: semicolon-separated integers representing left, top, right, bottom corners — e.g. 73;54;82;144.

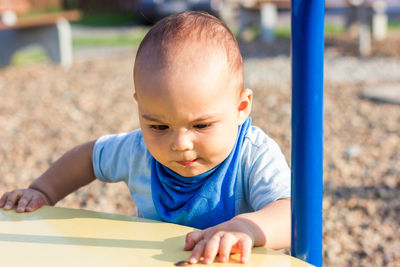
176;170;200;178
174;167;207;178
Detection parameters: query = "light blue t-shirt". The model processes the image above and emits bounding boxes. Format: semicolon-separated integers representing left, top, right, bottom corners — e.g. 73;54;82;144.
93;126;291;220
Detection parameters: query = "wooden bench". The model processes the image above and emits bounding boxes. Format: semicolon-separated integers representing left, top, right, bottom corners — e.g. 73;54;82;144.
0;10;81;68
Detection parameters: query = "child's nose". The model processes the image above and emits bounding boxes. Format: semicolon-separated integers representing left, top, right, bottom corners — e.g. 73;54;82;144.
171;130;194;152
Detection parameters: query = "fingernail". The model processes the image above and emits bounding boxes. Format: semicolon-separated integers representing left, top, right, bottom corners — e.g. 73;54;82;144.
241;256;248;263
189;257;197;264
220;256;226;262
4;204;11;209
203;258;211;264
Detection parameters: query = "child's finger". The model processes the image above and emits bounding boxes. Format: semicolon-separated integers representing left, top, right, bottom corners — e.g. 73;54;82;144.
16;193;33;213
188;239;206;264
238;236;252;263
3;190;23;209
25;194;47;212
218;233;238;262
202;233;222;264
0;193;9;207
184;230;203;251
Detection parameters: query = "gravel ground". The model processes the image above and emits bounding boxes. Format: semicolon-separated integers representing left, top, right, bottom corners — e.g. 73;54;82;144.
0;33;399;266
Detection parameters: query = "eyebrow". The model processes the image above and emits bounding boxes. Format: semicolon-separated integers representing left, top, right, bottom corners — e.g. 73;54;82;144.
141;113;220;123
141;114;166;123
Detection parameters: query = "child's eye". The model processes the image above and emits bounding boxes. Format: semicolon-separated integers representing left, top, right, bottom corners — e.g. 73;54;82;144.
193;123;211;129
150;125;169;131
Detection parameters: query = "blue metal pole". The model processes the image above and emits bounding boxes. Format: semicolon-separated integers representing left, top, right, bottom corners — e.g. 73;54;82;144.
291;0;324;266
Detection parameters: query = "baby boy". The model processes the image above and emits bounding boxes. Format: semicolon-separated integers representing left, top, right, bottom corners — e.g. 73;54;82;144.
0;11;291;264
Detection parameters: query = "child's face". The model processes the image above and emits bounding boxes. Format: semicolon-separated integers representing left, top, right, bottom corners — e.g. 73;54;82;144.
135;49;251;177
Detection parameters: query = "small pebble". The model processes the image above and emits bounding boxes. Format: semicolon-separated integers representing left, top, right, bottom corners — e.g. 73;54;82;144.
174;260;190;266
344;145;361;159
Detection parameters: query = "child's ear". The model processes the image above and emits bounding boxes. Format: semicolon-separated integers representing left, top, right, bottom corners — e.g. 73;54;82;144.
237;88;253;124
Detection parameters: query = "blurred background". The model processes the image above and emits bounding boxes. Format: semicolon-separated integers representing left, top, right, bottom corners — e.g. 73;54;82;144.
0;0;399;266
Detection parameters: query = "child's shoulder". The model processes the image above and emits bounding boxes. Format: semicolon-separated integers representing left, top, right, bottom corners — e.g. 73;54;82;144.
244;125;271;148
94;128;147;153
97;128;143;142
242;125;286;162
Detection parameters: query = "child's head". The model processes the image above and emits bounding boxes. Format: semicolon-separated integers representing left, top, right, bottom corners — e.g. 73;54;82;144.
133;11;252;177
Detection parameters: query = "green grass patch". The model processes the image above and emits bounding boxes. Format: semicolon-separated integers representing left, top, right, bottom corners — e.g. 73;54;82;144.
73;27;148;47
274;27;291;39
11;49;48;66
9;28;148;66
275;24;345;39
324;24;345;36
388;20;400;29
72;11;137;26
73;35;144;47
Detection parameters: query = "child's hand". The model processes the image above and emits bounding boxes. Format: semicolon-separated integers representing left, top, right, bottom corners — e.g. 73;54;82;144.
184;218;257;264
0;188;50;212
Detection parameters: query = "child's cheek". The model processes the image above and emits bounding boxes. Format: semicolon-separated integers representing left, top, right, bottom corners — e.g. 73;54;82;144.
142;131;166;155
201;129;235;162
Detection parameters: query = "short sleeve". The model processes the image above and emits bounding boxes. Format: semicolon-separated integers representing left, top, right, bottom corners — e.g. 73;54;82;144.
242;127;291;211
93;129;142;183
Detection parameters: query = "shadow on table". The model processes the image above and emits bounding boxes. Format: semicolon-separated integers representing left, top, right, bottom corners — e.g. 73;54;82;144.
0;205;152;222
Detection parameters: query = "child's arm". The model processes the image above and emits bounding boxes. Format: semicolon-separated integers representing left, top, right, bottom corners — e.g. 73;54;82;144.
184;197;291;264
0;140;96;212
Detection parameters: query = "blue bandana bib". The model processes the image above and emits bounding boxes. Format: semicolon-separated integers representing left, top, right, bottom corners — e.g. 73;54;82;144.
151;118;251;229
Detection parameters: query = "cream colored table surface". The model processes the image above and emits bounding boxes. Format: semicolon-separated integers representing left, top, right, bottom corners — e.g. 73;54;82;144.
0;206;313;267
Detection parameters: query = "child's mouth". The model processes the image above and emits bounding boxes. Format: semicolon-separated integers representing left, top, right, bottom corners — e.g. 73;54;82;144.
177;159;197;166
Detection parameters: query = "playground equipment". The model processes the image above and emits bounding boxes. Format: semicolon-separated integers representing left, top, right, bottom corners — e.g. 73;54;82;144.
0;10;81;68
0;206;313;266
291;0;324;266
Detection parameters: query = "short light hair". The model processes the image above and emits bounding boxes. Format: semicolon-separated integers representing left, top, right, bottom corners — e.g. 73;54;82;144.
134;11;243;91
